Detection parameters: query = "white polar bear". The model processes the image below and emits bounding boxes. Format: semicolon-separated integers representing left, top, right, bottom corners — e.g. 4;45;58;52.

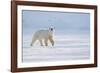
30;28;54;46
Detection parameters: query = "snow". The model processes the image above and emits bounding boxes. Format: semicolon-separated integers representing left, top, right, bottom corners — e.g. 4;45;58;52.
22;34;90;62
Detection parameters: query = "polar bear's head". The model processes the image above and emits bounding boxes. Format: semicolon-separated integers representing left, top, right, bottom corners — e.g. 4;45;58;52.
49;28;54;34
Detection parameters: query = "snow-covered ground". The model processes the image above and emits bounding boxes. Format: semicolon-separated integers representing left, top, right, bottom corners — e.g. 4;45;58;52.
22;34;90;62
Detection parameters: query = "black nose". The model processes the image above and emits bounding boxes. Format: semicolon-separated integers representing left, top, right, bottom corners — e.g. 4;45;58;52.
50;28;53;31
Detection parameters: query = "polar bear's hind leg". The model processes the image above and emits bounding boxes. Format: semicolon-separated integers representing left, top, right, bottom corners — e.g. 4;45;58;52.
30;37;37;46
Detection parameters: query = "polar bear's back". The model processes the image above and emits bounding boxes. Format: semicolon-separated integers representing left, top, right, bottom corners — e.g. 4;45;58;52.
34;30;52;39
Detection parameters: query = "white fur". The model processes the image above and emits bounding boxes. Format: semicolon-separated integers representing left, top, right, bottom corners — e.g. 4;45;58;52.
31;28;54;46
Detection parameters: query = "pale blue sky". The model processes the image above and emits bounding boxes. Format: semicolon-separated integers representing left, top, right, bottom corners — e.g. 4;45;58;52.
22;10;90;35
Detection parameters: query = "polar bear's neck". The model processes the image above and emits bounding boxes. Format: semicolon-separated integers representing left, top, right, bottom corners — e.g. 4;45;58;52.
49;30;53;34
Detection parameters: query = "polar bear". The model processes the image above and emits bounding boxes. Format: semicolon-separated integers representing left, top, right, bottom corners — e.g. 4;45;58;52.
30;28;54;46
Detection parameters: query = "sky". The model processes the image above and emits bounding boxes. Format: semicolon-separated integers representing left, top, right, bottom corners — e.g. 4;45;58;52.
22;10;90;35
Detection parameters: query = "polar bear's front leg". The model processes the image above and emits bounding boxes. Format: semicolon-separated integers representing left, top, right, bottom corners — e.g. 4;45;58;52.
39;39;43;46
49;36;54;46
50;39;54;46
